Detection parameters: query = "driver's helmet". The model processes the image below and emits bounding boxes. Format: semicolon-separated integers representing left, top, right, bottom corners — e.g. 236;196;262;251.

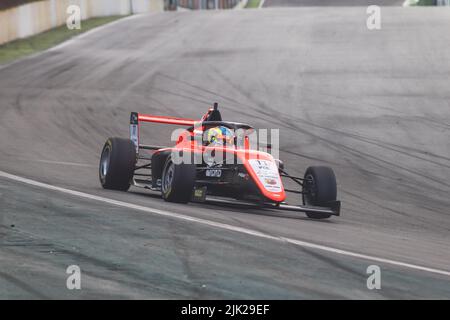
204;126;234;146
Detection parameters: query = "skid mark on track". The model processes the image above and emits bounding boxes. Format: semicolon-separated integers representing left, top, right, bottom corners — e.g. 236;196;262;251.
0;270;50;299
204;65;450;181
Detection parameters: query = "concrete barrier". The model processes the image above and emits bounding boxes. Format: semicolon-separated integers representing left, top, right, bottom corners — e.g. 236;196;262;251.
0;0;164;45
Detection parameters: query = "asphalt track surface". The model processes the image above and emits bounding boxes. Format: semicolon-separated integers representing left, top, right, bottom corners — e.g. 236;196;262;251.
0;6;450;299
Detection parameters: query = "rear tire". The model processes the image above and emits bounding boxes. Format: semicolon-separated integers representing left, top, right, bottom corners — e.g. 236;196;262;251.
99;137;136;191
302;166;337;219
161;156;196;203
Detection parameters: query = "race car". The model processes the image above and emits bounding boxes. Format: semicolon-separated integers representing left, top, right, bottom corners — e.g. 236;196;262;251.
99;103;340;219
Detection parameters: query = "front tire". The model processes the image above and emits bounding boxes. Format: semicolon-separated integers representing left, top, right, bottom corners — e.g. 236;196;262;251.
99;137;136;191
161;156;196;203
302;166;337;219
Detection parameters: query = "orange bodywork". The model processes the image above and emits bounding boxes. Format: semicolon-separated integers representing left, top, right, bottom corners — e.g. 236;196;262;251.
134;110;286;203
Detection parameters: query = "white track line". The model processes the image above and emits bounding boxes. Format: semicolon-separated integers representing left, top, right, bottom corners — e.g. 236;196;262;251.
1;169;449;278
14;158;95;168
32;159;94;167
234;0;249;9
50;14;145;52
2;155;94;168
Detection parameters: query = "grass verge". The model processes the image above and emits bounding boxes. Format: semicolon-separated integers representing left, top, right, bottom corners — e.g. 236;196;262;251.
405;0;437;5
245;0;261;8
416;0;437;4
0;15;126;65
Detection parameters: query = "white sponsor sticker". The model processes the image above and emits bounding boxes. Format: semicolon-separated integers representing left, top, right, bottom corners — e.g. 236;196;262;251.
248;159;282;192
205;169;222;177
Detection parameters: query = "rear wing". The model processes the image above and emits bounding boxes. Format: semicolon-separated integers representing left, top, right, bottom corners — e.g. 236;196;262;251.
130;104;220;153
130;112;197;153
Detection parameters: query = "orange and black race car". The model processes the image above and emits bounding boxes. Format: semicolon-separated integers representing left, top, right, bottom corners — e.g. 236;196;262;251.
99;103;340;219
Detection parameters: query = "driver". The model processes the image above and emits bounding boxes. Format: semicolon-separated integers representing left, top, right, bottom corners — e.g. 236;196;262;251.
204;126;234;146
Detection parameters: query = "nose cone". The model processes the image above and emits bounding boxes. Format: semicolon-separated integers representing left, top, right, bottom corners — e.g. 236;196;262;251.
239;152;286;202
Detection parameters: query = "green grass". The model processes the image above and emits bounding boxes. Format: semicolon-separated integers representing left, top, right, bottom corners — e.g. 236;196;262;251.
406;0;437;5
417;0;436;4
245;0;261;8
0;15;126;65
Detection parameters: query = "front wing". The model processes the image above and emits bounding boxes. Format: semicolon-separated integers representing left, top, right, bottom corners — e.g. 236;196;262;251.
267;201;341;216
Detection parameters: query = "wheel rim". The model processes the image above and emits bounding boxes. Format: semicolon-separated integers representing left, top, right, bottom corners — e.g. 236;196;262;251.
100;145;111;179
162;162;174;194
303;173;317;205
